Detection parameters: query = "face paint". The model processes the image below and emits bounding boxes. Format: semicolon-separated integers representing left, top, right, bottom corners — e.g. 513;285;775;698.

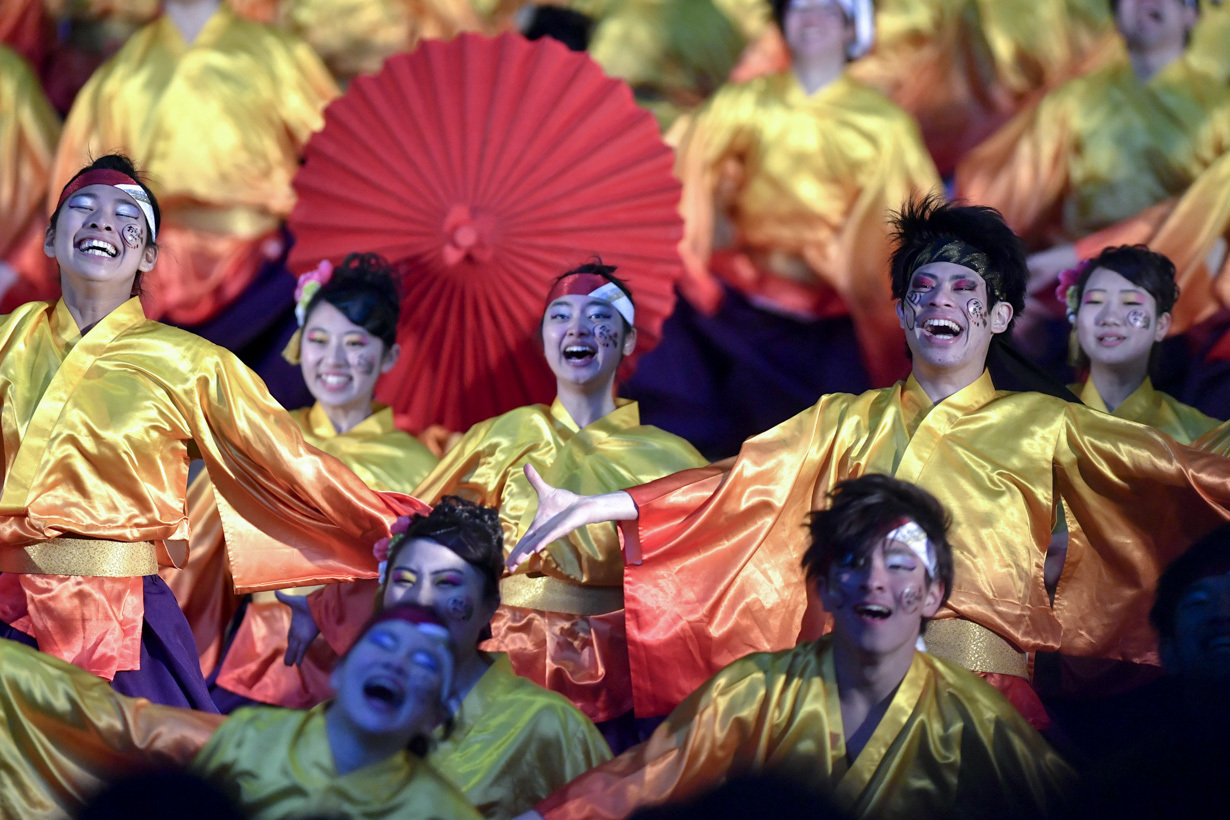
444;594;474;623
899;585;921;613
121;224;143;249
593;322;620;349
966;298;987;329
901;292;922;330
1126;308;1151;330
354;351;378;376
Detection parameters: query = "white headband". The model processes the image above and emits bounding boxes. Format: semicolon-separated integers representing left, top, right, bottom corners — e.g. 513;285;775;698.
837;0;875;59
115;184;157;242
588;282;635;327
885;519;938;579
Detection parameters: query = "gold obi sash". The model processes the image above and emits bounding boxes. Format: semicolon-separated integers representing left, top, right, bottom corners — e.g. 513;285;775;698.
925;618;1030;678
0;537;158;577
499;574;624;616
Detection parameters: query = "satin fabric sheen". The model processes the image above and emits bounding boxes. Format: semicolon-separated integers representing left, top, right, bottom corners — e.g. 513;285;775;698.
671;70;940;386
956;52;1230;249
191;704;482;820
620;370;1230;717
538;637;1073;820
1076;377;1221;446
0;46;58;270
0;298;418;678
0;638;223;819
164;402;438;682
432;654;611;819
47;4;338;323
311;398;706;722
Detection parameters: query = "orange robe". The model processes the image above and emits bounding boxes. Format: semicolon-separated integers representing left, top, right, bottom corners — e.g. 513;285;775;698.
48;4;338;324
617;370;1230;717
672;70;940;386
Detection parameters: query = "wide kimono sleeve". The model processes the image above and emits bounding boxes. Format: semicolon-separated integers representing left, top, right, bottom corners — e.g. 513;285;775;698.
183;349;426;593
1051;405;1230;662
537;654;779;820
0;638;223;819
622;392;878;717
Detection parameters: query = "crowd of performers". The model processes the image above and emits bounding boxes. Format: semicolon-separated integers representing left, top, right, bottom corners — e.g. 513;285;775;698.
3;0;1230;818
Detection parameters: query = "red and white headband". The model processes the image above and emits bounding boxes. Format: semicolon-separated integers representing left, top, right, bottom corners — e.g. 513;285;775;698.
56;169;157;242
545;272;635;327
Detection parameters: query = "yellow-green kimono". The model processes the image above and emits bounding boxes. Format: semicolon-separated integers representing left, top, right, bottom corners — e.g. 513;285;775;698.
538;637;1074;820
1074;378;1220;445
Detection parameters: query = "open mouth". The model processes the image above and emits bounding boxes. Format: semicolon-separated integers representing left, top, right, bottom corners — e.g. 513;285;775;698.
362;675;407;711
76;238;119;258
562;344;597;365
922;318;962;340
853;603;892;620
1097;333;1126;346
317;373;352;389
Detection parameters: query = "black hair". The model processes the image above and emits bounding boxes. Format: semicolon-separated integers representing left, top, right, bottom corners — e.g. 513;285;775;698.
803;474;955;617
52;153;161;297
544;255;637;334
889;194;1028;334
769;0;852;32
1150;523;1230;643
383;497;504;642
302;252;402;348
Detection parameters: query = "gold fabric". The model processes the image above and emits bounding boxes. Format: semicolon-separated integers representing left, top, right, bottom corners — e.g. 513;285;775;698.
0;298;409;678
1075;378;1220;446
0;45;59;265
315;398;706;721
498;574;623;616
539;637;1073;820
48;4;338;323
672;70;940;385
432;653;611;820
956;52;1230;248
165;401;437;680
191;704;482;820
620;370;1230;716
0;537;157;577
924;618;1027;678
1190;0;1230;83
0;638;224;819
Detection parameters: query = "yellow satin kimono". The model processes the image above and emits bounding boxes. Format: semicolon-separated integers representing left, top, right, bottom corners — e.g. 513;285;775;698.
433;653;611;819
0;638;223;819
955;52;1230;249
311;398;706;722
164;401;438;683
0;298;410;680
49;4;338;324
1074;378;1220;446
673;71;940;385
538;637;1073;820
0;45;59;291
1190;0;1230;83
191;704;482;820
618;370;1230;717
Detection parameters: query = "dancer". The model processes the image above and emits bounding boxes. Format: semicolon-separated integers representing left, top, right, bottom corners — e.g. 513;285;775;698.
0;154;417;709
524;476;1073;820
287;262;706;740
511;196;1230;728
1059;244;1219;443
160;253;438;692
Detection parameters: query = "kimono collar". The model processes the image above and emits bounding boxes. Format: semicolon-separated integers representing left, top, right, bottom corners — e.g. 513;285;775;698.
901;369;997;416
157;1;234;52
51;297;146;349
1078;377;1155;419
439;652;513;742
306;401;394;438
548;396;639;433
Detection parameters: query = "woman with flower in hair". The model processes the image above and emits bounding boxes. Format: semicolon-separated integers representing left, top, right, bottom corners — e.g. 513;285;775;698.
0;154;421;710
162;252;439;708
1058;244;1220;445
284;260;706;750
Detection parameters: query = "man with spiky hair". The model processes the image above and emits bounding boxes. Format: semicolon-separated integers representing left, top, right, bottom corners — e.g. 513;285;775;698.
511;195;1230;730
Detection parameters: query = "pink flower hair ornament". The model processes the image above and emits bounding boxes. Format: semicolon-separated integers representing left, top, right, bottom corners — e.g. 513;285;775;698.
1055;259;1093;324
374;515;416;584
293;259;335;326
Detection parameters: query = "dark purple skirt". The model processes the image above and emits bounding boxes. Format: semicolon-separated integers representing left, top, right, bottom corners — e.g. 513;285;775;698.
0;574;219;712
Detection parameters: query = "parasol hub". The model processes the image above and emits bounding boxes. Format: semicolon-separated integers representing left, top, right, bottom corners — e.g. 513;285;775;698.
442;204;493;265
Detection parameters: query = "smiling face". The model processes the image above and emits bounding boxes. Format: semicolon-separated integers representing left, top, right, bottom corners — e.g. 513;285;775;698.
45;184;158;293
1075;266;1169;372
897;261;1012;383
300;300;398;418
330;620;450;739
1162;574;1230;681
1115;0;1197;52
541;293;636;394
782;0;854;59
382;538;498;662
818;535;943;661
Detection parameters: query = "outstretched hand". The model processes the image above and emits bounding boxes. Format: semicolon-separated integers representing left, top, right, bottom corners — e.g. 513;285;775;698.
505;464;586;571
277;590;321;667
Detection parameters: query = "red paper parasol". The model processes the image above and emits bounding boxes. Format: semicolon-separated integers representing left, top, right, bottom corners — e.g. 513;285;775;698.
288;32;685;433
